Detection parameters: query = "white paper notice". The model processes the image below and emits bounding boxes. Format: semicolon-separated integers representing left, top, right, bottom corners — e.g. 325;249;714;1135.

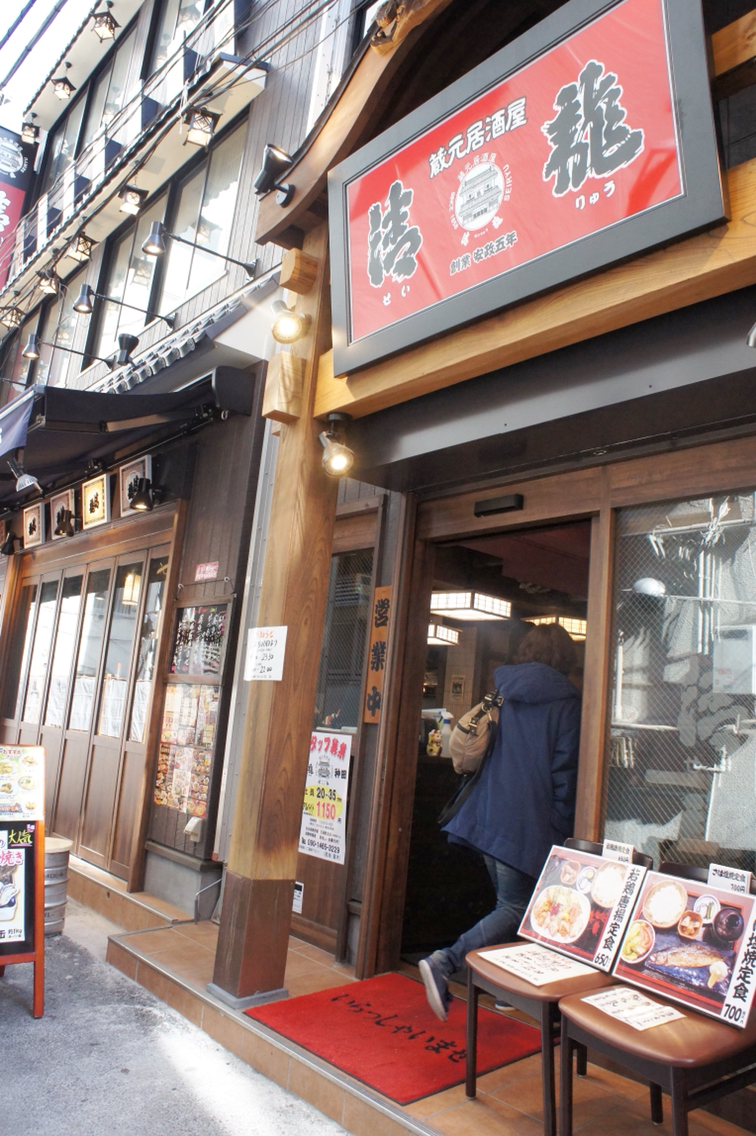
298;731;353;864
707;863;752;896
292;881;304;914
582;987;685;1031
244;626;288;681
480;943;598;986
602;839;633;864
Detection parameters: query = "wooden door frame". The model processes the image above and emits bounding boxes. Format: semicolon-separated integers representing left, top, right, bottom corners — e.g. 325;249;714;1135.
361;432;756;975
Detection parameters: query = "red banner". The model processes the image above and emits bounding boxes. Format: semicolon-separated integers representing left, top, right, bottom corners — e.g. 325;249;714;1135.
0;128;34;290
345;0;680;345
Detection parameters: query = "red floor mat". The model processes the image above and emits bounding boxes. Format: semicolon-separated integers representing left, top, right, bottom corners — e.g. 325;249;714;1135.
246;971;540;1104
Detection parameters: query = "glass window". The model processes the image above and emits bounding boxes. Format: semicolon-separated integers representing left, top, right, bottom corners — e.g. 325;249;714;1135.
69;568;111;731
606;492;756;871
22;580;60;724
44;575;84;727
94;196;167;358
3;584;37;719
313;549;374;730
40;98;86;196
36;270;85;387
81;29;137;148
129;556;168;742
150;0;206;74
159;126;244;313
97;562;144;738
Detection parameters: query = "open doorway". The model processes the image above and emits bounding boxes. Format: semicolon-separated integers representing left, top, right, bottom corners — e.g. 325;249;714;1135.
401;519;591;964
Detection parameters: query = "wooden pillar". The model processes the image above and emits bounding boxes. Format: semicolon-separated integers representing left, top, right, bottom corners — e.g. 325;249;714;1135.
211;223;338;1003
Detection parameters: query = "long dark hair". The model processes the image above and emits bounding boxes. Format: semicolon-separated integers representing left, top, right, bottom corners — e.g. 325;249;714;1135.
515;623;577;676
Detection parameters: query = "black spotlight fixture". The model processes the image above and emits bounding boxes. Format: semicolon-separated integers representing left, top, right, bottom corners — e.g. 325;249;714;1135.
54;509;75;537
141;221;257;277
22;331;116;369
0;529;19;556
319;412;355;478
130;477;156;511
7;456;41;495
747;322;756;348
253;144;295;206
73;283;175;328
114;333;140;367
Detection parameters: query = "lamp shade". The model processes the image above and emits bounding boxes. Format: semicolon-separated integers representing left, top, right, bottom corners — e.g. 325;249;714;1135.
92;7;119;40
73;284;95;314
527;615;587;640
427;623;460;646
430;592;511;621
141;221;167;256
22;333;40;360
253;143;292;195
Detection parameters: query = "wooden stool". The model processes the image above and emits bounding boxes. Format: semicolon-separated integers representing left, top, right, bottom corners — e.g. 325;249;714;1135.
559;990;756;1136
465;945;612;1136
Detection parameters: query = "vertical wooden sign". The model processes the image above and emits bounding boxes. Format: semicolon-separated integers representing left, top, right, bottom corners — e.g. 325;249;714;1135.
0;745;45;1018
363;586;392;724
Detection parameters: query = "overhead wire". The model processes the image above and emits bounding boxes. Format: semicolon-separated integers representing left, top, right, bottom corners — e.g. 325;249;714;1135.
0;0;44;58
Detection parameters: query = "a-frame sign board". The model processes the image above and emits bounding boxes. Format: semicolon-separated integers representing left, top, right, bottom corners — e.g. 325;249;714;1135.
0;746;45;1018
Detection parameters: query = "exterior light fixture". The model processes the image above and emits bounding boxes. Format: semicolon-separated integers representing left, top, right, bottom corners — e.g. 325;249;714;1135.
747;322;756;348
130;477;155;511
22;331;117;369
118;184;147;215
22;333;40;360
430;592;512;621
141;221;257;277
7;457;41;496
21;116;39;144
271;299;310;344
121;569;141;604
114;333;139;367
427;623;460;647
1;529;19;556
51;63;76;100
73;283;175;328
92;2;120;41
67;233;96;262
38;268;60;295
183;106;219;147
176;0;202;31
319;412;355;478
527;615;587;640
253;143;295;206
0;307;23;329
53;509;75;537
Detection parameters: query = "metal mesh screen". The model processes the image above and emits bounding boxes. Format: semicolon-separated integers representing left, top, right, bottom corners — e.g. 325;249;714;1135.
605;492;756;871
313;548;374;731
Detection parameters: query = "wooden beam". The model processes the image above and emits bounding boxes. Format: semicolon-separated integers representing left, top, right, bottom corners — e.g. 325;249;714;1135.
262;352;305;423
314;157;756;419
280;249;319;295
712;8;756;77
212;223;339;1002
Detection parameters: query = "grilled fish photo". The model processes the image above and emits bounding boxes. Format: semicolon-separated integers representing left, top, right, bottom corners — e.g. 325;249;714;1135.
649;944;724;968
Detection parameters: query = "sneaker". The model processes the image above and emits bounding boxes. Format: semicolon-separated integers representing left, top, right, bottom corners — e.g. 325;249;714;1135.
495;999;516;1013
419;957;451;1022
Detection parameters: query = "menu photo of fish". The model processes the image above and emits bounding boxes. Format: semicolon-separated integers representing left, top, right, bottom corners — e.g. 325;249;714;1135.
613;871;756;1025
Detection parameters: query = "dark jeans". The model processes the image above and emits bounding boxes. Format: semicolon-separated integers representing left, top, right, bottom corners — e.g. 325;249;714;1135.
429;857;537;978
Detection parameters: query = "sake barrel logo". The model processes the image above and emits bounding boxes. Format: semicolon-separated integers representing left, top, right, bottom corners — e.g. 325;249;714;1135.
0;136;27;180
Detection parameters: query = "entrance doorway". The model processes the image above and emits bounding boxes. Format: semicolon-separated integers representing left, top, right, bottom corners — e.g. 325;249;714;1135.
401;520;591;963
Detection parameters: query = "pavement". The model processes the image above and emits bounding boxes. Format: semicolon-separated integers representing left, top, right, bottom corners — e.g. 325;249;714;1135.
1;901;348;1136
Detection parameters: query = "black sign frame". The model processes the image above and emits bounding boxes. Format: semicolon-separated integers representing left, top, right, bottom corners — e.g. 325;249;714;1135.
0;821;37;957
328;0;726;375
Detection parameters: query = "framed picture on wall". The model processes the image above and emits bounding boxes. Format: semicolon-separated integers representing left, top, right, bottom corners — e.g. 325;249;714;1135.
50;489;75;540
82;474;110;529
22;503;43;548
451;675;465;701
119;456;152;516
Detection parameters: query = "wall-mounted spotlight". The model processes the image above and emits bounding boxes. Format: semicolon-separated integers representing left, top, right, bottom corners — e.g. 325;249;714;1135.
7;457;41;496
130;477;156;511
67;233;96;263
21;116;39;144
53;509;75;537
114;333;140;368
319;412;355;478
0;306;23;329
92;2;120;41
51;63;76;100
747;322;756;348
183;106;219;147
141;221;257;277
73;284;175;328
38;268;60;295
271;299;310;344
0;529;19;556
118;184;147;215
253;143;295;206
22;332;119;370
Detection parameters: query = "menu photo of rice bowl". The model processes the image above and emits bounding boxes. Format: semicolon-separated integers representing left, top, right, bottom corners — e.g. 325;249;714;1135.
613;871;756;1027
519;845;648;972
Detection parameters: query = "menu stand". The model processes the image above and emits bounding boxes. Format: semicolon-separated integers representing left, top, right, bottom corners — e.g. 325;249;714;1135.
0;819;45;1018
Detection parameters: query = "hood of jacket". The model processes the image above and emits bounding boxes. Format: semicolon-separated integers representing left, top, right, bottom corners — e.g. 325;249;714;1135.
494;661;580;704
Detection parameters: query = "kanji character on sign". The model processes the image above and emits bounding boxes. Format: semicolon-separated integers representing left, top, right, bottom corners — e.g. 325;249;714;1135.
542;59;644;196
374;597;390;627
370;640;387;672
366;686;382;717
367;180;423;287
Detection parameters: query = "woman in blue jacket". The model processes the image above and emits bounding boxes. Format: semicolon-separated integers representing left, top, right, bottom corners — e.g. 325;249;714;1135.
419;623;581;1021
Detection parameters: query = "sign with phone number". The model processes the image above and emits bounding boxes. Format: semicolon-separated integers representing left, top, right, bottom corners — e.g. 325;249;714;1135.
298;731;352;864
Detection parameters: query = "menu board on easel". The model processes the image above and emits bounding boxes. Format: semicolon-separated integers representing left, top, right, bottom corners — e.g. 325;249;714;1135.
0;745;45;1017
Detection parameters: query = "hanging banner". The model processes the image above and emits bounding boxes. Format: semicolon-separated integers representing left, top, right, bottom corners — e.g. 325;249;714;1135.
0;127;35;290
363;586;391;724
0;390;35;460
329;0;724;373
298;730;353;864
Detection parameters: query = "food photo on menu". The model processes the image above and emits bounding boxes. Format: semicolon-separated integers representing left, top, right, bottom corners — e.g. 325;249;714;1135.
613;871;756;1020
519;846;647;972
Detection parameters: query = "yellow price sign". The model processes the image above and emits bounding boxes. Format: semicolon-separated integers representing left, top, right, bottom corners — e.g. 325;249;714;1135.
302;784;344;820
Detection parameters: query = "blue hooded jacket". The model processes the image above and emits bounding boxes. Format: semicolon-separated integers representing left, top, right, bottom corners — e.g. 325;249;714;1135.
443;661;581;879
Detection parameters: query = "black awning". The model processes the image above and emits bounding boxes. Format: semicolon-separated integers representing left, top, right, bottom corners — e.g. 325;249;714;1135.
0;367;252;508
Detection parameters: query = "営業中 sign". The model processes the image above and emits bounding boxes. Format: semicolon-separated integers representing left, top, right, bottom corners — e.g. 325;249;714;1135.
329;0;724;373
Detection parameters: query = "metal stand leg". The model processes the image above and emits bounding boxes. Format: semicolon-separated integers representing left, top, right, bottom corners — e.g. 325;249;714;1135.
576;1042;587;1077
670;1069;688;1136
465;970;478;1100
559;1016;574;1136
0;965;5;977
650;1082;664;1125
541;1003;557;1136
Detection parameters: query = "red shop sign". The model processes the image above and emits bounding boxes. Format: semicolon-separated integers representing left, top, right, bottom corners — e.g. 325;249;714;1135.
0;128;35;290
329;0;725;374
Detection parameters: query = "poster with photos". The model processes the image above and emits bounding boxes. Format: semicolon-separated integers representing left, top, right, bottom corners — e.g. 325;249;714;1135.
154;684;218;816
82;474;110;529
0;823;37;954
50;489;75;540
22;503;43;548
119;456;152;516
